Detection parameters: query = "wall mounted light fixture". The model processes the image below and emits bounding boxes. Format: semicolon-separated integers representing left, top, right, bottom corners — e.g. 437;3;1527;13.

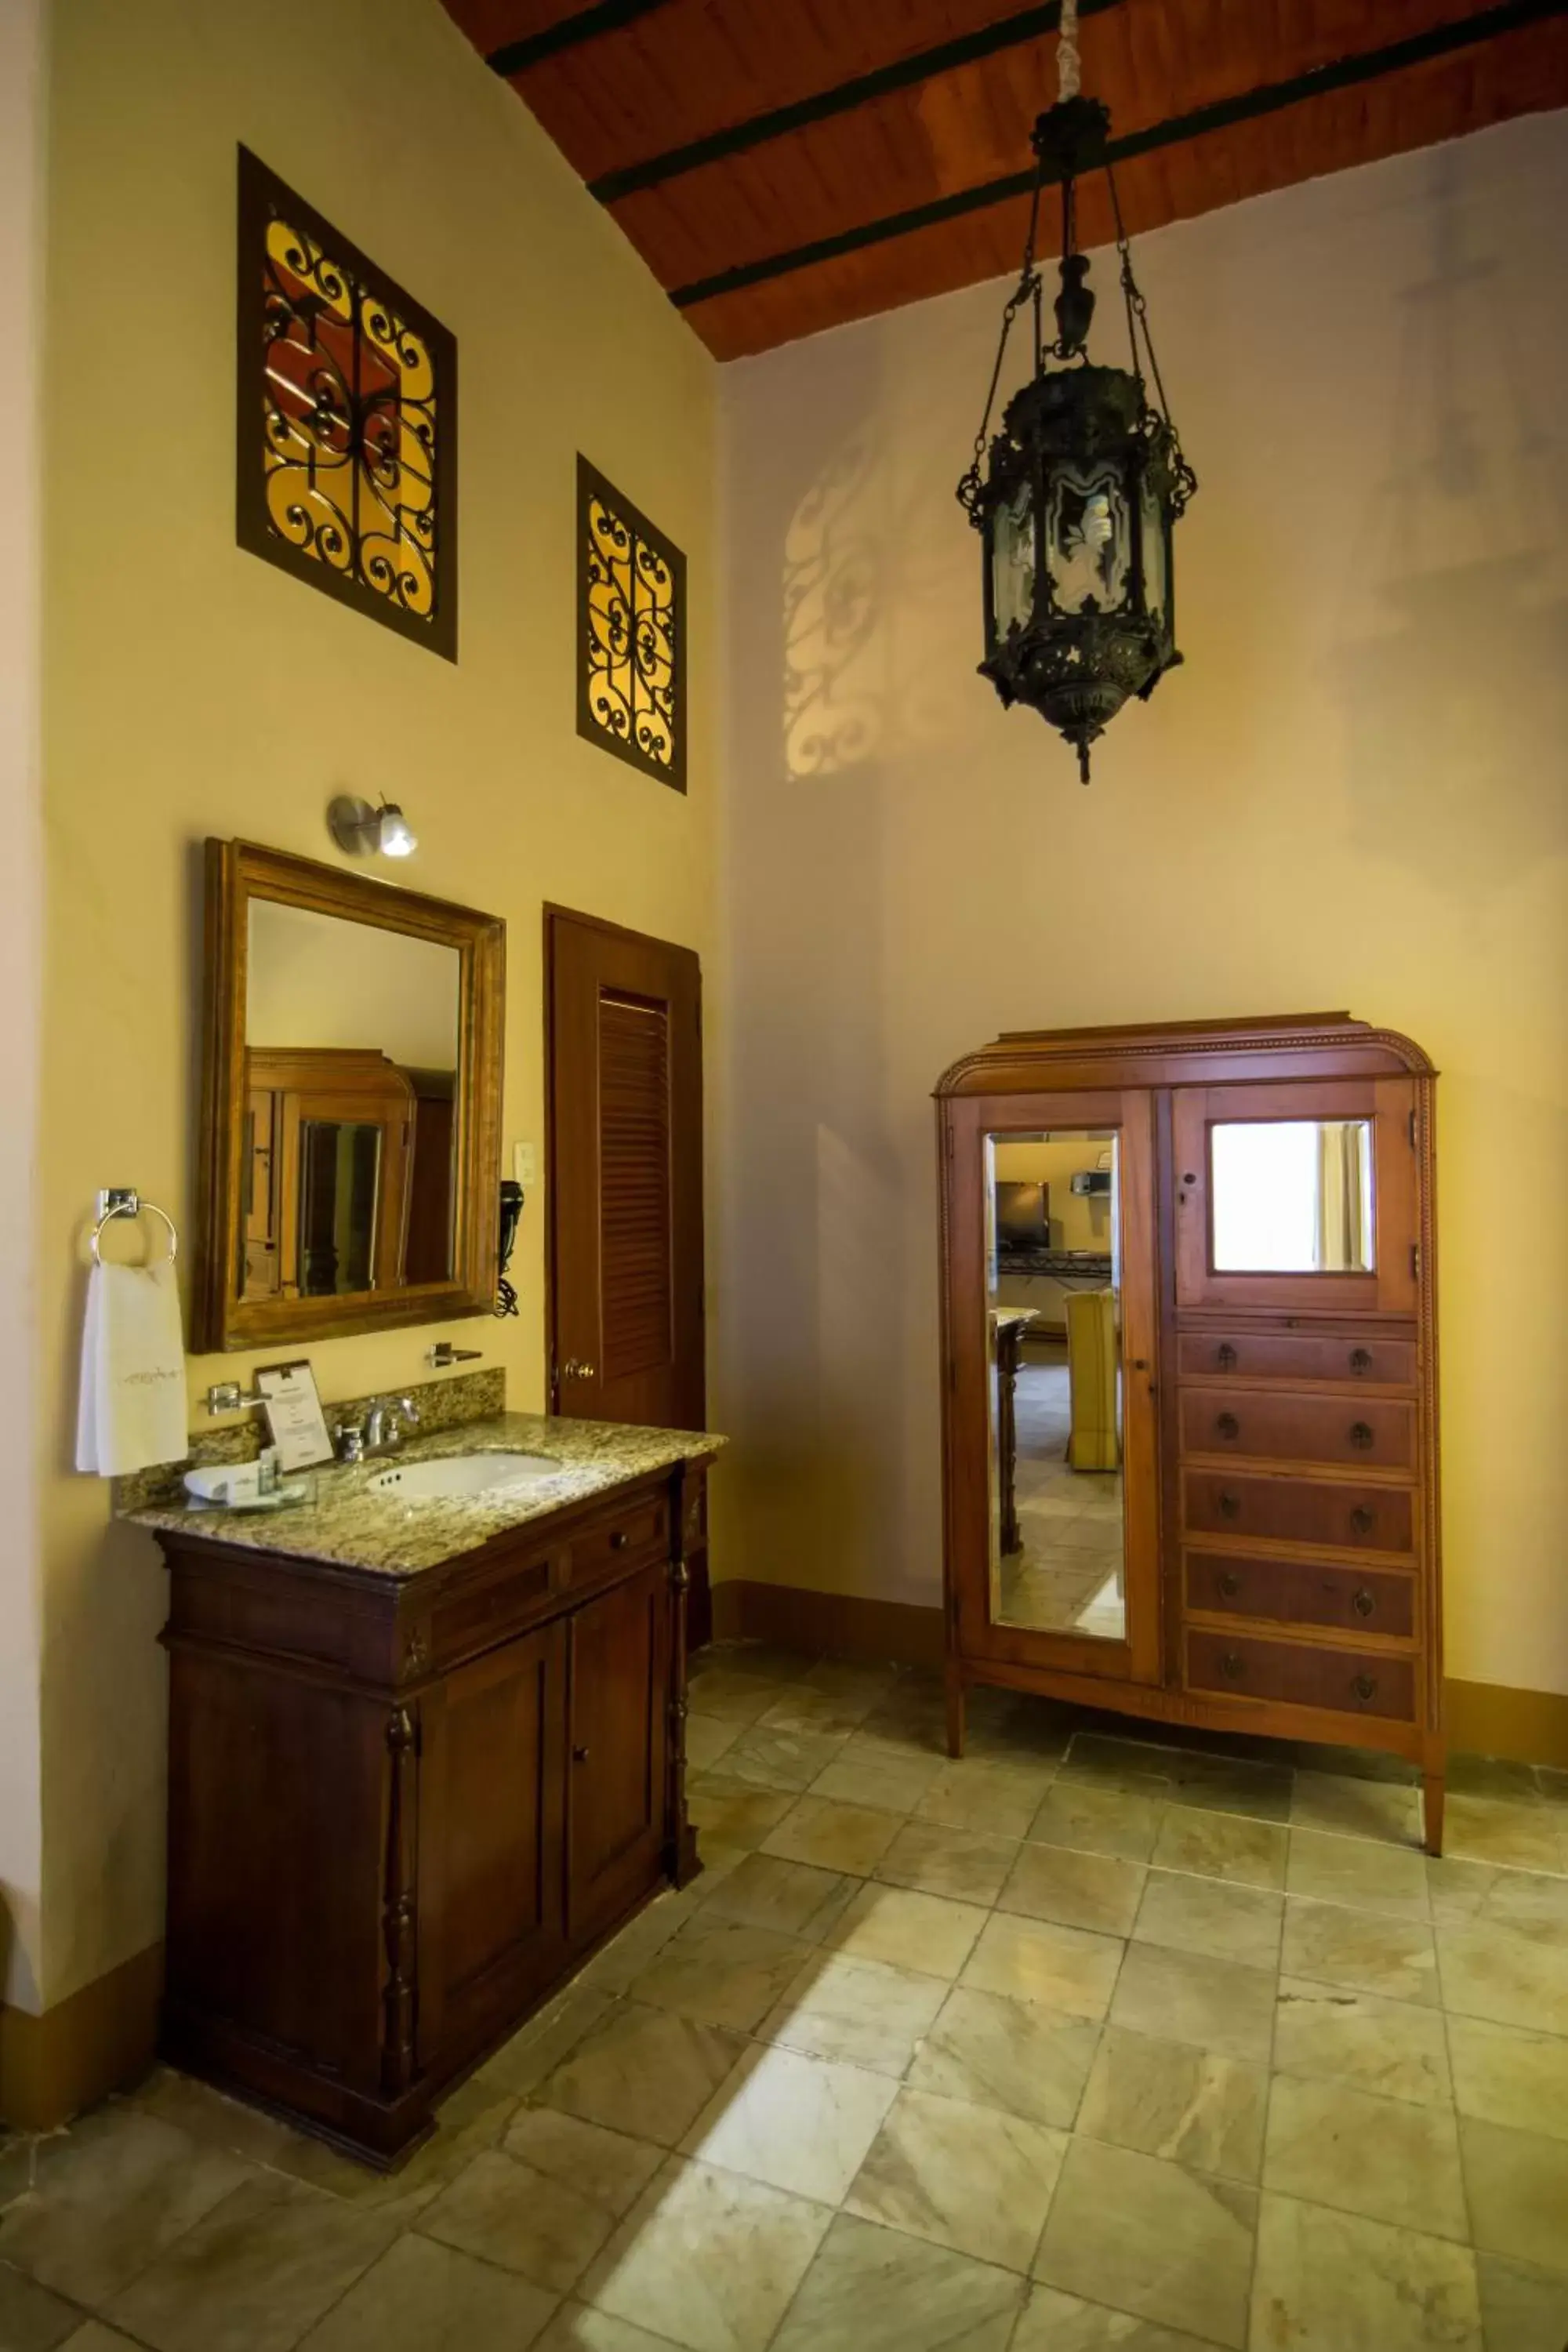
327;795;419;859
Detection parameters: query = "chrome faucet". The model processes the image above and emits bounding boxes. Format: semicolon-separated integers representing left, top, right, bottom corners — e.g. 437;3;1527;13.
336;1395;421;1462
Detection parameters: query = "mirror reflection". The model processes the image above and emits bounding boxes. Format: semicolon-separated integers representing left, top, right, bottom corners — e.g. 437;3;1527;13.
242;899;461;1304
1210;1119;1374;1273
986;1131;1126;1641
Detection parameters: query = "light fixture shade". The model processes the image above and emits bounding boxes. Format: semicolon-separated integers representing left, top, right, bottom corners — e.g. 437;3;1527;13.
377;804;417;858
328;793;419;860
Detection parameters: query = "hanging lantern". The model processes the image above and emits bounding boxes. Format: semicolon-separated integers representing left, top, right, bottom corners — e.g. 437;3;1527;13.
956;0;1196;782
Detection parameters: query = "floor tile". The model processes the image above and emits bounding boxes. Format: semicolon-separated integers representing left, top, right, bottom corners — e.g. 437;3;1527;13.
107;2174;399;2352
503;2104;664;2216
703;1642;817;1686
575;1904;688;1996
1291;1771;1421;1846
577;2154;831;2352
477;1986;619;2096
684;1779;794;1851
536;2003;746;2147
810;1740;945;1815
1460;2115;1568;2274
1447;1755;1545;1804
1447;2013;1568;2142
0;2107;255;2307
962;1690;1074;1768
758;1682;885;1740
299;2229;557;2350
1286;1825;1432;1919
699;1851;856;1940
1427;1857;1500;1925
913;1759;1057;1841
628;1918;810;2031
684;1716;741;1776
1012;2284;1226;2349
1149;1806;1287;1889
54;2332;144;2352
1445;1795;1567;1873
715;1726;851;1795
686;1672;788;1727
823;1884;988;1980
1109;1942;1276;2064
0;2259;81;2352
798;1657;900;1716
1436;1917;1568;2035
1025;1782;1165;1864
1537;1763;1568;1805
845;2088;1066;2273
682;2042;897;2204
760;1796;902;1878
1483;1867;1568;1936
1263;2072;1468;2241
1076;2025;1267;2180
875;1820;1019;1907
1281;1896;1438;2005
1476;2253;1568;2352
769;2210;1025;2352
906;1984;1099;2129
962;1911;1125;2022
419;2141;625;2294
997;1842;1145;1937
1249;2191;1482;2351
1035;2137;1256;2349
535;2303;690;2352
1131;1868;1282;1969
1056;1737;1176;1799
757;1950;946;2077
1272;1976;1451;2107
1163;1751;1295;1824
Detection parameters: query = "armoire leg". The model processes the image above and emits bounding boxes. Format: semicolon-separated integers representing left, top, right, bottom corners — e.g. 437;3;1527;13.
1422;1746;1446;1858
946;1664;966;1759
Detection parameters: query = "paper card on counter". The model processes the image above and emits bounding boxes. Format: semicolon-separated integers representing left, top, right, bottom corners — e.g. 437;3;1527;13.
255;1359;336;1472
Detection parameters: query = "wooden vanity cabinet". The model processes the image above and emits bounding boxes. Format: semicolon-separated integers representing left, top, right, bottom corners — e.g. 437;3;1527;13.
936;1014;1446;1851
154;1462;701;2167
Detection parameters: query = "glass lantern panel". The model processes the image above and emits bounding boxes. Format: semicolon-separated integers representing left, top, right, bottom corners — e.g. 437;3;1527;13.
990;481;1035;641
1139;477;1167;627
1045;467;1130;614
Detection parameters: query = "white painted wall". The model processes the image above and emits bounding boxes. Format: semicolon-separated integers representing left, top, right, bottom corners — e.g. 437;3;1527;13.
716;113;1568;1699
0;0;46;2009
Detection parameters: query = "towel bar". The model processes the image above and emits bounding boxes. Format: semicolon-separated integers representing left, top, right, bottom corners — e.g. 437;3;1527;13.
91;1188;178;1266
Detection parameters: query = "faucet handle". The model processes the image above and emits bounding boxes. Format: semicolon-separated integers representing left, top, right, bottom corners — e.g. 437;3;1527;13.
334;1422;367;1463
397;1395;420;1425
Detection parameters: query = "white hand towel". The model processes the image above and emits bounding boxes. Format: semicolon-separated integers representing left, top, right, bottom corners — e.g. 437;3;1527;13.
75;1258;189;1478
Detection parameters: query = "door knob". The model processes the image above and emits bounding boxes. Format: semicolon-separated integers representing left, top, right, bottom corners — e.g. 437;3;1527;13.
609;1530;629;1552
561;1359;597;1381
572;1744;591;1763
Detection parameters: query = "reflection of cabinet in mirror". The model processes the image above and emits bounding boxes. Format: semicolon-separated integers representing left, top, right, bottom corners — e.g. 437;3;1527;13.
243;1049;423;1301
937;1014;1446;1851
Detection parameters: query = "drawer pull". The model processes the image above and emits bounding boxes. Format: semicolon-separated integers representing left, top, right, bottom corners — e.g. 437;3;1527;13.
1220;1651;1245;1682
1349;1348;1373;1374
1350;1506;1374;1537
572;1744;591;1763
1217;1344;1237;1370
1352;1675;1377;1704
609;1531;629;1552
1218;1490;1240;1519
1218;1570;1242;1598
1216;1413;1240;1441
1348;1421;1374;1450
1352;1588;1377;1618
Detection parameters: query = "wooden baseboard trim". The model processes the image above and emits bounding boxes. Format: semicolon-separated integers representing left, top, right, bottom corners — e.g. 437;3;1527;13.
710;1583;1568;1768
0;1942;163;2132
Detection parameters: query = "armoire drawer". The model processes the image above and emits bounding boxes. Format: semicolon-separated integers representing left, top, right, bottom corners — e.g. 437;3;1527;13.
1185;1550;1416;1640
1177;1332;1416;1387
1186;1630;1416;1722
1179;1388;1416;1471
1183;1470;1414;1555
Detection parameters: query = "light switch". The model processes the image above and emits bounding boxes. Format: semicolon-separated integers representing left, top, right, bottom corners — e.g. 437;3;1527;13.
514;1142;536;1189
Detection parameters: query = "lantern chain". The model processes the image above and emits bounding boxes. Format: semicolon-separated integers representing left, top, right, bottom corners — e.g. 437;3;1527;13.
1107;162;1198;511
956;151;1046;524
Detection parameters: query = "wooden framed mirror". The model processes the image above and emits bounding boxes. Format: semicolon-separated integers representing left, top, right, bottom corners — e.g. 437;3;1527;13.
194;840;505;1350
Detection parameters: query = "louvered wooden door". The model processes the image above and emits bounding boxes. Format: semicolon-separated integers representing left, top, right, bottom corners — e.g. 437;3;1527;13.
546;909;705;1434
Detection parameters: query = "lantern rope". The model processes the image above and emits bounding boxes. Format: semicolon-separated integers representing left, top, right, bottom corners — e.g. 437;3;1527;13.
1057;0;1081;100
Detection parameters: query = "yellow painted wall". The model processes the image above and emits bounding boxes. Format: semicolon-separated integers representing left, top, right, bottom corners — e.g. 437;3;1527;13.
716;116;1568;1697
31;0;717;2010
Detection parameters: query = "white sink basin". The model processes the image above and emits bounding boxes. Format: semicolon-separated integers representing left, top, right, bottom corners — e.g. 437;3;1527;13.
368;1452;561;1503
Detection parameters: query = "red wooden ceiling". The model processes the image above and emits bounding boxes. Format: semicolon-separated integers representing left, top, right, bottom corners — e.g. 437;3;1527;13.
440;0;1568;357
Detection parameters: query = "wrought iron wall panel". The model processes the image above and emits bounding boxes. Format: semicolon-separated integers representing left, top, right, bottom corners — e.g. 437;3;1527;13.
577;457;687;790
237;148;458;661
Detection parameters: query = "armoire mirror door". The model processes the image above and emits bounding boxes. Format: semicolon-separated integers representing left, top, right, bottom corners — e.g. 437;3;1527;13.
944;1089;1160;1686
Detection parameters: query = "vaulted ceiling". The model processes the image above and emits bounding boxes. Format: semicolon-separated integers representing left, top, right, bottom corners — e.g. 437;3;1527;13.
439;0;1568;358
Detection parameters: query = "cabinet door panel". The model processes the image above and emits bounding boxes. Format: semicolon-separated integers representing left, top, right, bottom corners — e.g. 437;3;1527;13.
568;1559;671;1944
417;1619;567;2067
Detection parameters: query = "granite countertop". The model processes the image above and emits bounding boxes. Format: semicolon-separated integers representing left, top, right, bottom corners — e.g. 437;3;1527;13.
989;1307;1040;1330
121;1412;725;1580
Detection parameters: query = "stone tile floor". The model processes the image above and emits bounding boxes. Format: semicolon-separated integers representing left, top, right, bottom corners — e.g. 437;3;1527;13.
2;1643;1567;2351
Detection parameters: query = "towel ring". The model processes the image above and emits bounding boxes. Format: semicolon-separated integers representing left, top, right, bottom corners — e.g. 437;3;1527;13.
90;1189;178;1267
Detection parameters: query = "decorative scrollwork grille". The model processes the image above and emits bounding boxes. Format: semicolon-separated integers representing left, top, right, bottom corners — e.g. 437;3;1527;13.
577;456;687;791
237;148;457;661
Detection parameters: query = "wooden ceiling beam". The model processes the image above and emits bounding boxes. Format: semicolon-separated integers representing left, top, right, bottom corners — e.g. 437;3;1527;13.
486;0;673;79
670;0;1568;312
586;0;1125;204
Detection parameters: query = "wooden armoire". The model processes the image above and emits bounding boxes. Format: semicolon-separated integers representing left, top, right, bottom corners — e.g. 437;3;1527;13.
936;1013;1445;1852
